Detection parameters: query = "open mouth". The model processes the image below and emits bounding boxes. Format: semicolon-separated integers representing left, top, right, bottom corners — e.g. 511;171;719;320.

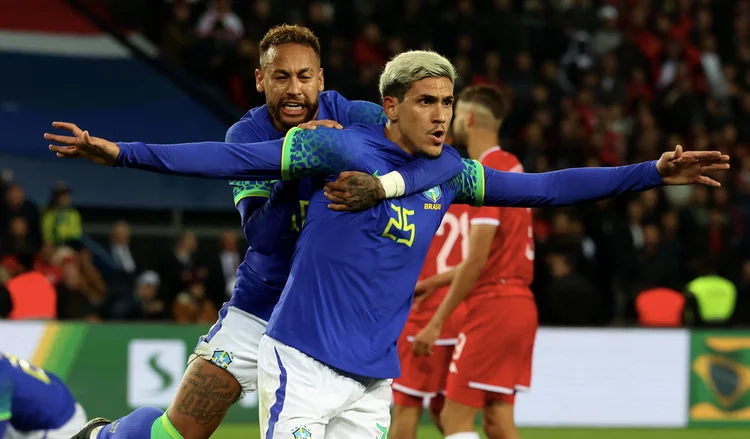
281;102;306;117
429;130;445;144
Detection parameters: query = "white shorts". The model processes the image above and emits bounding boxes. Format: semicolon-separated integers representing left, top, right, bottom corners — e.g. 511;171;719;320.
190;305;267;397
258;335;392;439
3;403;87;439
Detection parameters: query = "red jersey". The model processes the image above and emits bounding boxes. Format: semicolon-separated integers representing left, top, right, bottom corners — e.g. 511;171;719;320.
409;203;471;326
468;147;535;298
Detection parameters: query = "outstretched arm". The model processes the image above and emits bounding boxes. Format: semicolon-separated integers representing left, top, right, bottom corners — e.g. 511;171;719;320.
450;145;730;207
449;159;665;207
46;123;366;181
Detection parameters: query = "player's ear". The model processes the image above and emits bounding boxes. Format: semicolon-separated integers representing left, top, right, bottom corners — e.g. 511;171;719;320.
318;68;325;92
255;69;265;93
383;96;399;122
466;111;475;128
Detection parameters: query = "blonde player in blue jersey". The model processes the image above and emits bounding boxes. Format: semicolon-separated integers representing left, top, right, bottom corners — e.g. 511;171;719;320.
0;352;87;439
48;51;729;439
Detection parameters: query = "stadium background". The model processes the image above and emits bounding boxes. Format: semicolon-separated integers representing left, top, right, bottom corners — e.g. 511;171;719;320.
1;0;750;437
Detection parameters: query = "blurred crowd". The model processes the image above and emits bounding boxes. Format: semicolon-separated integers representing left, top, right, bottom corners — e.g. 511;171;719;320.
2;0;750;325
0;174;242;323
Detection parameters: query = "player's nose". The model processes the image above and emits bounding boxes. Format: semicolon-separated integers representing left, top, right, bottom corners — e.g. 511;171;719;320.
286;77;303;95
432;107;449;125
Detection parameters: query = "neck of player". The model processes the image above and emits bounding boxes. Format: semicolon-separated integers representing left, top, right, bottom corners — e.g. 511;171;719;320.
384;122;421;156
465;129;500;160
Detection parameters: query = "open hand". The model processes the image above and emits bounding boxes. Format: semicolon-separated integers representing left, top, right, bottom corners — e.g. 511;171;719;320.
324;171;386;211
656;145;730;186
44;122;120;166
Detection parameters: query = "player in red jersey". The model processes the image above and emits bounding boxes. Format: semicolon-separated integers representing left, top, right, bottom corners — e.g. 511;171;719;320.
389;144;470;439
413;84;535;439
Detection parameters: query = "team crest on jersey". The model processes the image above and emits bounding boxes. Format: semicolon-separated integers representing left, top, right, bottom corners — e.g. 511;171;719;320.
422;186;442;210
292;426;312;439
210;350;233;370
423;186;442;203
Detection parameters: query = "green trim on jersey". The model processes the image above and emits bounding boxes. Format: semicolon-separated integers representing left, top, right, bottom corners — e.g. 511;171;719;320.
281;127;301;181
231;180;273;205
452;159;485;206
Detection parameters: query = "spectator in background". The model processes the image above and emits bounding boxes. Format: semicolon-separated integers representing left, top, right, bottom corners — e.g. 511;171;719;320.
195;0;243;41
4;251;56;320
1;216;35;258
160;0;196;67
42;185;82;247
1;183;41;250
158;231;202;311
110;221;137;278
110;270;166;321
206;230;239;310
632;286;686;327
592;5;622;55
134;271;167;320
685;261;738;327
172;282;217;323
541;252;601;326
352;22;385;69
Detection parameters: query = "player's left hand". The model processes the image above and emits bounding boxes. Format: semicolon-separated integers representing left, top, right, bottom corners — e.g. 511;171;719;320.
324;171;386;212
412;324;440;356
656;145;730;186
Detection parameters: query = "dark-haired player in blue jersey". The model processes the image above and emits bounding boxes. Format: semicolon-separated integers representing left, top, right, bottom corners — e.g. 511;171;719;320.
47;49;729;439
0;352;87;439
51;25;464;439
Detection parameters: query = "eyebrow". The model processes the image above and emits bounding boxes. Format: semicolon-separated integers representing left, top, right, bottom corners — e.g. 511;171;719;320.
415;94;454;100
271;68;313;76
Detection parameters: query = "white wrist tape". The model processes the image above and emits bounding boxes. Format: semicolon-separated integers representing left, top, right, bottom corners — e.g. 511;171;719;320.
378;171;406;198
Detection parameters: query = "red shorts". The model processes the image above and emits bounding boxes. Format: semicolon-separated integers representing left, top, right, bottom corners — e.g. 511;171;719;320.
446;292;538;408
392;320;455;407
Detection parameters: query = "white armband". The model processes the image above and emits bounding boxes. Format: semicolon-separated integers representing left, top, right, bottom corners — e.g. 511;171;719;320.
378;171;406;198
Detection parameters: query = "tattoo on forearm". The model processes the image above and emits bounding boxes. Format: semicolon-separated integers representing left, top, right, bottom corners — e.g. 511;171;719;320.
343;174;386;210
175;364;238;425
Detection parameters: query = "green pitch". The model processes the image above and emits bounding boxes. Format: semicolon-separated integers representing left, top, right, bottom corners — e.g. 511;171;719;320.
213;424;749;439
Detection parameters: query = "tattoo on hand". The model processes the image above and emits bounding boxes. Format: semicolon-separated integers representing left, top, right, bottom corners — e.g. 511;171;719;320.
175;365;237;425
343;174;386;210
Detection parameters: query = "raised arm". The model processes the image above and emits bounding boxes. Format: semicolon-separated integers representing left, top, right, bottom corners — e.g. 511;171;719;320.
450;146;729;207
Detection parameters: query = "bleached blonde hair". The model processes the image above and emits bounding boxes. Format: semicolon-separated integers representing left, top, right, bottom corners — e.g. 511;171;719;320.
378;50;457;101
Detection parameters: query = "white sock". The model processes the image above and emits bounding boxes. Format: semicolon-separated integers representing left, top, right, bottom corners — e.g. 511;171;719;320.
445;432;481;439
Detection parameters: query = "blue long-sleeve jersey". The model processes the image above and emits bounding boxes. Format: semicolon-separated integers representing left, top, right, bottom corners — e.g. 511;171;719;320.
115;123;664;377
119;91;464;321
0;353;77;433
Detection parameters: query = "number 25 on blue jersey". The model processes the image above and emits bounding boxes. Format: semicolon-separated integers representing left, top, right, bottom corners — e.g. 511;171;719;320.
0;353;50;384
382;202;415;247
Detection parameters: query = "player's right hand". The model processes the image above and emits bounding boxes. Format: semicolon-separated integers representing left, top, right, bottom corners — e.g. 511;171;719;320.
297;119;343;130
324;171;386;211
412;324;440;356
45;122;120;166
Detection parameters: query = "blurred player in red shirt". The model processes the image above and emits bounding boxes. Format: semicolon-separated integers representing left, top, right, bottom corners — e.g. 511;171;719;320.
413;84;536;439
390;148;469;439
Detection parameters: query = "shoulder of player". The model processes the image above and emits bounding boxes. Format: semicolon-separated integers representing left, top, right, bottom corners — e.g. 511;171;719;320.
227;108;272;142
